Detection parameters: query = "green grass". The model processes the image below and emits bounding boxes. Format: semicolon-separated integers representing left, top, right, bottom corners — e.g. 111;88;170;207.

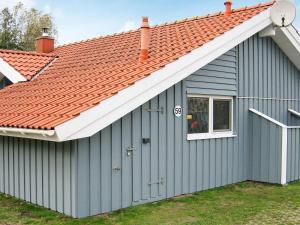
1;181;300;225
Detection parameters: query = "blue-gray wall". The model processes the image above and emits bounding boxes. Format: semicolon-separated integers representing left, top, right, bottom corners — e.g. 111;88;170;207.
0;137;77;217
186;49;237;96
287;128;300;182
249;111;282;184
74;81;239;218
237;34;300;182
237;34;300;127
1;33;300;218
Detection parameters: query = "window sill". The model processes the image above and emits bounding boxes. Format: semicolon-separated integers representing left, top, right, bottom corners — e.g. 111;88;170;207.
187;132;237;141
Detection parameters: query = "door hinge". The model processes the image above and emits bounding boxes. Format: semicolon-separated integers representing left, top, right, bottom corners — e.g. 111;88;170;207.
148;177;164;185
144;107;164;114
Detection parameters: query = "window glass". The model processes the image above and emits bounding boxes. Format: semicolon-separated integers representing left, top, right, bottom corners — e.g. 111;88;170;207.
213;99;231;131
187;97;209;134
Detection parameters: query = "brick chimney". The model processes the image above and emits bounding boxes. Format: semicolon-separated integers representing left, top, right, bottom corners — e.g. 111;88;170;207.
140;17;150;62
36;28;54;54
224;0;232;16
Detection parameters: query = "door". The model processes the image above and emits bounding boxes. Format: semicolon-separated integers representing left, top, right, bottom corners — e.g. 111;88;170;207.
132;96;166;204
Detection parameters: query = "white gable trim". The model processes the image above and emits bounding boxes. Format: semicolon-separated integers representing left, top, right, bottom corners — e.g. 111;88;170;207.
272;26;300;71
0;58;26;83
54;8;273;141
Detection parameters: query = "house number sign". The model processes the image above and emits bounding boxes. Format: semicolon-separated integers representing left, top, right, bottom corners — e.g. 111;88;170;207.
174;105;182;117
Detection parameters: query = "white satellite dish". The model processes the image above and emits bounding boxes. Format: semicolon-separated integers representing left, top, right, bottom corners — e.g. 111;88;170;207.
271;0;296;27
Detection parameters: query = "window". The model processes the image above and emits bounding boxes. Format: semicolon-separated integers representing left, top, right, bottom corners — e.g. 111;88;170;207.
187;95;234;140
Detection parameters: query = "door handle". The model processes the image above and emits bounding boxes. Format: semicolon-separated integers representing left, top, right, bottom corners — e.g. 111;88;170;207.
126;146;136;156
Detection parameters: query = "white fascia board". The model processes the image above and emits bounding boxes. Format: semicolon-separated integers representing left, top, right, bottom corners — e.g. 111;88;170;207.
272;26;300;71
0;58;26;83
54;9;273;141
0;127;58;141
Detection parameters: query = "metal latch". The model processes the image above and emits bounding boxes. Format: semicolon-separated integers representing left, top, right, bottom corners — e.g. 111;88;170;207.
126;146;136;156
148;177;164;185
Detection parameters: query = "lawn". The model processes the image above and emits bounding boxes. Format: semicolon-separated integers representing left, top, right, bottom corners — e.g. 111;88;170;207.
1;181;300;225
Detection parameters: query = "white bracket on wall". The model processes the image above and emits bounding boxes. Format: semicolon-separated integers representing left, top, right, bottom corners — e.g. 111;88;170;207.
288;109;300;118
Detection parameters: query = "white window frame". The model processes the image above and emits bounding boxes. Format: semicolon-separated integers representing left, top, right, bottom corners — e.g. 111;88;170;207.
187;95;236;140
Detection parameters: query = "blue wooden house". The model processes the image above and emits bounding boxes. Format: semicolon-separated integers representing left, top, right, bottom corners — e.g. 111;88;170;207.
0;0;299;218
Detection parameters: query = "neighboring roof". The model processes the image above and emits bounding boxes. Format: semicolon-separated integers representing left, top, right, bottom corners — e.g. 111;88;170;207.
0;49;56;81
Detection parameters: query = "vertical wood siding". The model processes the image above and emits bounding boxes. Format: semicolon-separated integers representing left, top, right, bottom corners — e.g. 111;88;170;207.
238;34;300;126
0;137;77;217
75;80;239;217
287;128;300;182
249;112;282;183
237;34;300;180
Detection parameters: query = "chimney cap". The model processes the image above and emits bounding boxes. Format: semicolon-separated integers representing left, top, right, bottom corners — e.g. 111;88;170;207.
141;16;150;28
36;27;54;53
224;0;232;4
42;27;50;37
142;17;149;23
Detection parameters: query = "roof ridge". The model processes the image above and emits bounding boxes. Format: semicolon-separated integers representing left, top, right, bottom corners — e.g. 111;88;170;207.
55;1;274;50
0;49;56;58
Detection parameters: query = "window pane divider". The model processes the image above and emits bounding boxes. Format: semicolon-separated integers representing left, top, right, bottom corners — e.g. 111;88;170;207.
209;97;213;134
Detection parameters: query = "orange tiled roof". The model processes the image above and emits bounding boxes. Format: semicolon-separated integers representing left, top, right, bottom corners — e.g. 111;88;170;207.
0;2;273;130
0;49;56;80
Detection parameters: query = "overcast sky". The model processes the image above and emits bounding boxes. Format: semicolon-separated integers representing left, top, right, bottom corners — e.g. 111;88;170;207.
2;0;300;45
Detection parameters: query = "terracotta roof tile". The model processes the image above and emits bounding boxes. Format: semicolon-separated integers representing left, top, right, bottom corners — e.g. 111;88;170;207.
0;1;274;130
0;49;56;80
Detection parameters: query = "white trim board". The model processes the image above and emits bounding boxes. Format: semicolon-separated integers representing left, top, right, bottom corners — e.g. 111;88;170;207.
272;26;300;71
289;109;300;117
187;133;237;141
0;58;26;83
249;108;287;128
281;127;288;185
54;8;273;141
249;108;300;129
